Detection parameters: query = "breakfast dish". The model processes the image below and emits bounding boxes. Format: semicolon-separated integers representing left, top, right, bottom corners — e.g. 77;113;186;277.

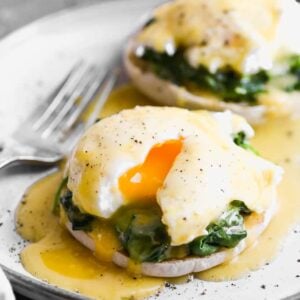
125;0;300;123
58;106;282;277
1;0;300;300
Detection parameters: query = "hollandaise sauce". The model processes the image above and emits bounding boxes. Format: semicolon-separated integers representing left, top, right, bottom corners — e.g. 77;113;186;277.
198;116;300;281
17;85;300;298
17;86;163;300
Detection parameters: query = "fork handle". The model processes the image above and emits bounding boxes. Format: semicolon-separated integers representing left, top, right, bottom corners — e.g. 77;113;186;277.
0;139;63;170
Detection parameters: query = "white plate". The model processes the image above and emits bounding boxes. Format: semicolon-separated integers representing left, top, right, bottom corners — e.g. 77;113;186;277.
0;1;300;299
0;267;14;300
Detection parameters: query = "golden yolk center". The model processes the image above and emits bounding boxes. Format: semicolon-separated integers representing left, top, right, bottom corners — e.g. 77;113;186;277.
119;139;183;202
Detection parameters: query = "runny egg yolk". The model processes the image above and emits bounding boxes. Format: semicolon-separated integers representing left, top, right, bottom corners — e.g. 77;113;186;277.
119;139;183;202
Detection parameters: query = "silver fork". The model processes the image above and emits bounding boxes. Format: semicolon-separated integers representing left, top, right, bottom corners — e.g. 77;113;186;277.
0;61;120;169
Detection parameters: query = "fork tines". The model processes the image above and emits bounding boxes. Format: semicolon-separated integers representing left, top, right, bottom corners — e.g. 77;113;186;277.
15;62;119;153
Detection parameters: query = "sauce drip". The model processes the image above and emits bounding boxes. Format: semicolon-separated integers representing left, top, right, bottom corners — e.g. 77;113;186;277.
18;172;163;300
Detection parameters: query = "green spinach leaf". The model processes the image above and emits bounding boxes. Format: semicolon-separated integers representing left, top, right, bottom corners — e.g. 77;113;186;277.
286;55;300;91
114;206;170;263
233;131;259;155
190;200;251;257
52;177;68;215
60;191;95;231
139;47;269;104
189;235;219;257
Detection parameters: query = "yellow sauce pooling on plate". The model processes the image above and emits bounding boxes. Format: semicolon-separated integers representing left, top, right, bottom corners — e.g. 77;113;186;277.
17;171;164;300
17;84;300;297
17;86;164;300
199;116;300;281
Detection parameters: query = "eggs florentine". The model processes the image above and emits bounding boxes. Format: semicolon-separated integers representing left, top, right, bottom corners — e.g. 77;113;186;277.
60;106;282;266
125;0;300;123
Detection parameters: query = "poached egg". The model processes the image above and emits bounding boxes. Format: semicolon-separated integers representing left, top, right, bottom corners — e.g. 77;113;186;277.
67;106;282;246
137;0;282;74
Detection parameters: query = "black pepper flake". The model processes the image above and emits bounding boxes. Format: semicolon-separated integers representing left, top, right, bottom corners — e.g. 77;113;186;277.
286;130;294;137
296;275;300;278
260;285;266;289
179;12;185;19
297;259;300;262
9;247;16;253
165;283;176;290
224;39;230;46
0;223;3;227
200;40;208;47
182;217;187;221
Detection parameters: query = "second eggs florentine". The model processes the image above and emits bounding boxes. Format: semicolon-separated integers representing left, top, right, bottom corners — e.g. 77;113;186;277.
125;0;300;123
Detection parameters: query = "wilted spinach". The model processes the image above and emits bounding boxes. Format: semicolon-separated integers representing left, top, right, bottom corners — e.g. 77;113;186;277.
190;200;251;257
114;206;170;263
233;131;259;155
138;47;269;104
114;201;251;262
60;191;95;231
52;177;68;214
286;55;300;91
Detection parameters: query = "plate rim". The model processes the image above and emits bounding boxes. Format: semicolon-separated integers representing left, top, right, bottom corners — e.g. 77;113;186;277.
0;0;119;53
0;1;300;300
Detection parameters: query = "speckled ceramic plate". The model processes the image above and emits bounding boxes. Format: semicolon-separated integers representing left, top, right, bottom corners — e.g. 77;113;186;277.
0;1;300;299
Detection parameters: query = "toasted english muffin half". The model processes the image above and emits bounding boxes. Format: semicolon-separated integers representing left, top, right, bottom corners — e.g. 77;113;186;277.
65;201;274;278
